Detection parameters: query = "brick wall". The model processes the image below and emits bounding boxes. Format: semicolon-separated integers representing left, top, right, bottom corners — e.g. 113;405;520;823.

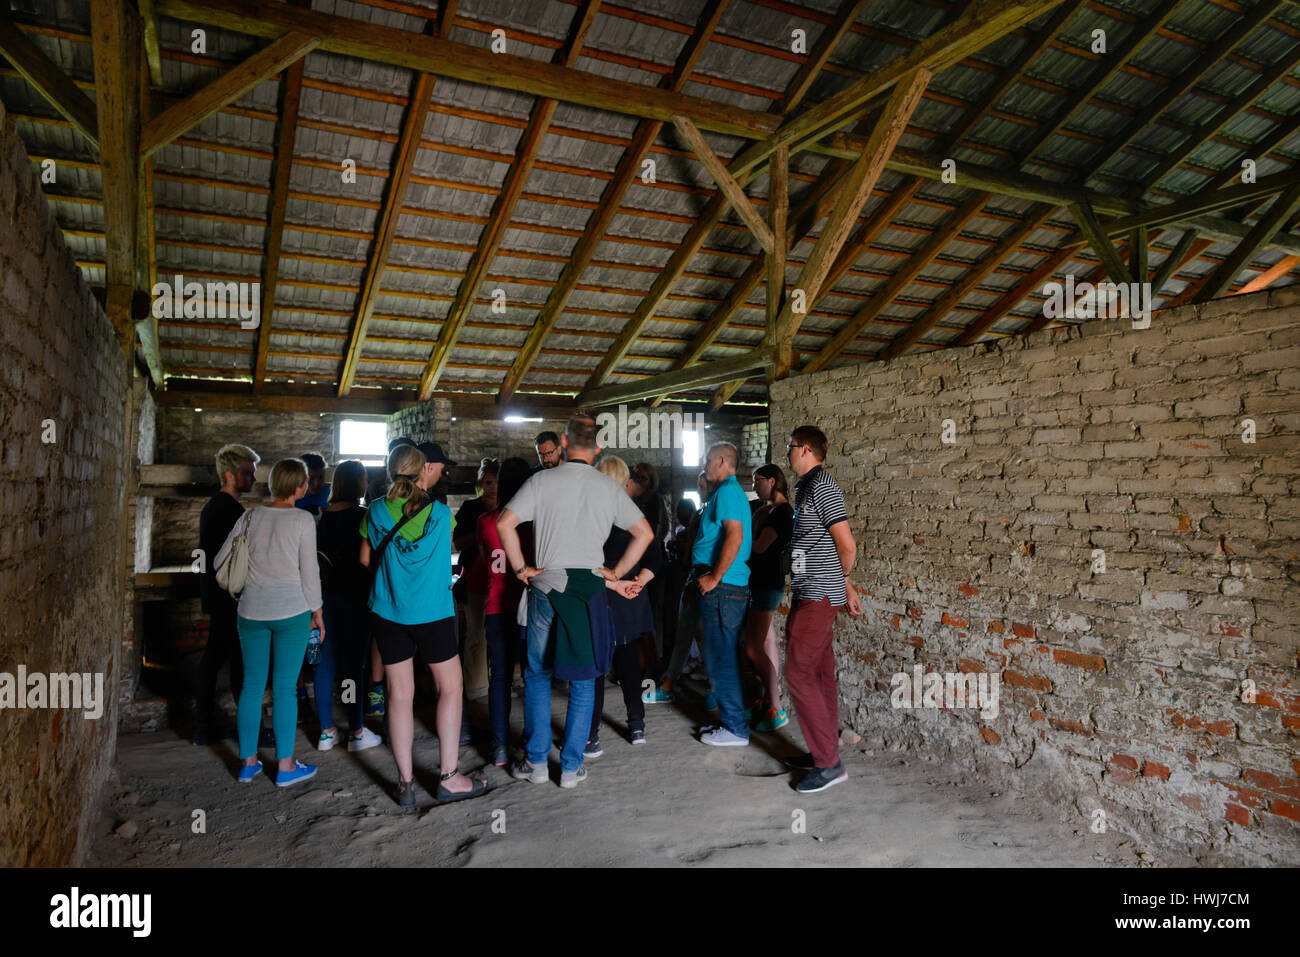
769;288;1300;865
158;406;340;467
0;100;130;865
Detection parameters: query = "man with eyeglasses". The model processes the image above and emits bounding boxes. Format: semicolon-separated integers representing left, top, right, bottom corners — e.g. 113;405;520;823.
783;425;862;792
533;431;562;472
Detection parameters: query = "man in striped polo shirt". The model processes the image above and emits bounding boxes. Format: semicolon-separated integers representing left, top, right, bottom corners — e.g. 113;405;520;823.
784;425;862;792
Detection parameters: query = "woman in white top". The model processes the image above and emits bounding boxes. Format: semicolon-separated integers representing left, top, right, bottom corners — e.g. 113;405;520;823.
216;458;324;787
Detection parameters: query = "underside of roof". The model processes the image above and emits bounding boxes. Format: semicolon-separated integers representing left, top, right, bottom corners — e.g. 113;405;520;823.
3;0;1299;411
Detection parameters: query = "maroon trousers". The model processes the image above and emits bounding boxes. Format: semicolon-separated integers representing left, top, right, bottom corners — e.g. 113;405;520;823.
784;596;841;769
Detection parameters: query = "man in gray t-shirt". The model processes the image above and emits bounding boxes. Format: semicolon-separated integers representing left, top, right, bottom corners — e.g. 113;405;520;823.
499;414;653;787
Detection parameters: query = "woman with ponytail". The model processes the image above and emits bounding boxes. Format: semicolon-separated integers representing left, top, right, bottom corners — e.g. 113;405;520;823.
359;442;488;807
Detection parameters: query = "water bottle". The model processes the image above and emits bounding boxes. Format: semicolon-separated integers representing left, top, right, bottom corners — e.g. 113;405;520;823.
306;627;322;665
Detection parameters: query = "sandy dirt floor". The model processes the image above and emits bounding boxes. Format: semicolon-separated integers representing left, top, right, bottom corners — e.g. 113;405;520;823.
90;680;1149;867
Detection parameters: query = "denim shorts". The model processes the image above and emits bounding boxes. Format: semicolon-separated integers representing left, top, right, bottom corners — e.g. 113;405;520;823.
750;587;784;613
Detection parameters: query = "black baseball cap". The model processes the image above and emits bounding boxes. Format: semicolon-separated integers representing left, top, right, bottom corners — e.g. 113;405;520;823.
417;441;456;466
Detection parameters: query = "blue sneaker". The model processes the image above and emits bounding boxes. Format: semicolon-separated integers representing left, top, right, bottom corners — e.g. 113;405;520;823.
237;760;262;783
276;760;318;788
642;684;674;704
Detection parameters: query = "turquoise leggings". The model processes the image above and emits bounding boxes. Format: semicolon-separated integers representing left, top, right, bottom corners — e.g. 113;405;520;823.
237;612;311;760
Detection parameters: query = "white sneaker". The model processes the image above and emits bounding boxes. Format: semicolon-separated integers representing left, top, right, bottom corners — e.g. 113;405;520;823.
348;727;382;752
318;729;338;752
560;766;588;789
701;728;749;747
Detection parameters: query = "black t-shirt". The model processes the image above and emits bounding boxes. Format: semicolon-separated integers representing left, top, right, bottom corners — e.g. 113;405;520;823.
748;501;794;591
199;492;245;614
317;505;369;599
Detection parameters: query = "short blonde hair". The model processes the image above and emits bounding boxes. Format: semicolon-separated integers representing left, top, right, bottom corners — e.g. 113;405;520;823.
597;454;630;487
269;458;308;500
215;443;258;483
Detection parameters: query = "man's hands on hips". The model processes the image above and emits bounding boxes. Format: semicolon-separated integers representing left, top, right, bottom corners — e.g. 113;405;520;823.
697;571;720;594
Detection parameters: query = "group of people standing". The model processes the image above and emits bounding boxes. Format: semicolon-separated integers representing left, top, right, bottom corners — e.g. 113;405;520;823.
195;414;861;804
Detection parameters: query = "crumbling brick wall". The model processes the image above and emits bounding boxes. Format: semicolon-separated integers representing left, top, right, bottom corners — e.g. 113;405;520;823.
0;100;129;865
769;288;1300;865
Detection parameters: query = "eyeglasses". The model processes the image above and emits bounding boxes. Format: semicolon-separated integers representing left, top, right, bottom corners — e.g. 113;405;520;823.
785;443;804;453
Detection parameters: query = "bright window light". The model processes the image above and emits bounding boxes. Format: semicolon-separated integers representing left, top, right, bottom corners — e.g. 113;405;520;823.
683;490;701;510
504;415;543;423
681;429;701;467
339;419;389;465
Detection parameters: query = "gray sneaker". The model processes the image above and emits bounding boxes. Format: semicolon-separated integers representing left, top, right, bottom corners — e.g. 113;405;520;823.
510;758;548;784
701;728;749;747
630;729;646;746
559;766;588;789
794;763;848;793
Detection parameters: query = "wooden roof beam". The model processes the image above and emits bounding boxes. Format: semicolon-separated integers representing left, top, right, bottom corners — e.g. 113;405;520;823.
140;31;318;159
584;0;869;392
89;0;141;355
724;0;1063;181
419;0;602;398
1068;201;1131;285
252;2;310;391
339;5;457;396
138;0;165;87
154;0;778;142
672;115;774;255
580;348;774;408
496;0;730;404
1195;180;1300;302
0;15;99;147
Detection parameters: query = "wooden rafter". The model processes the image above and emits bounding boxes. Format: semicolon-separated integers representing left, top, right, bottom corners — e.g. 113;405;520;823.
1195;180;1300;302
672;115;774;255
155;0;778;142
339;5;457;397
140;31;318;159
136;47;164;387
496;0;730;403
1234;254;1300;295
88;0;141;354
418;0;602;398
1068;201;1130;285
252;1;310;391
1149;230;1201;297
768;143;788;371
0;15;99;147
580;348;774;408
584;0;868;393
138;0;165;87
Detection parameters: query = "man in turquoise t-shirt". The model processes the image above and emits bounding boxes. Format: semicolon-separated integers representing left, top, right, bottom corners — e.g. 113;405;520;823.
689;442;753;747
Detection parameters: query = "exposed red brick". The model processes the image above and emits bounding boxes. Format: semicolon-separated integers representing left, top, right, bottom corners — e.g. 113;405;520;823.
942;612;967;628
1030;710;1046;722
1142;761;1171;780
1003;638;1024;652
1269;800;1300;823
1225;804;1251;826
979;727;1001;745
1284;715;1300;734
1175;514;1193;531
1004;670;1052;692
1243;768;1287;791
1110;768;1137;786
891;614;900;630
1053;648;1106;671
1225;786;1267;809
986;620;1005;634
1206;721;1235;738
906;605;922;620
1049;717;1091;735
958;658;985;674
1012;621;1035;639
1179;793;1204;811
958;583;979;597
1111;754;1139;771
906;636;924;648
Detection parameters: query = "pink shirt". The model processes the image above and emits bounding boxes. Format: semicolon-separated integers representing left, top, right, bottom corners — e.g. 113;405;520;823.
469;509;525;615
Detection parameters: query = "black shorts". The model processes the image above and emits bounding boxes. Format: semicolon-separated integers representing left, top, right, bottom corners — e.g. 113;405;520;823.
371;614;458;666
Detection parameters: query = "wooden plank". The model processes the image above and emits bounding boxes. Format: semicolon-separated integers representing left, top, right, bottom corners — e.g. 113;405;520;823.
776;0;870;115
1149;230;1200;296
775;68;931;349
1196;180;1300;302
1130;225;1148;283
140;31;318;159
137;50;164;387
138;0;165;87
0;15;99;147
253;44;306;390
154;0;779;142
89;0;141;351
1234;254;1300;295
580;349;773;408
672;115;773;255
496;0;729;404
419;0;601;397
767;143;787;350
724;0;1061;180
1068;201;1131;285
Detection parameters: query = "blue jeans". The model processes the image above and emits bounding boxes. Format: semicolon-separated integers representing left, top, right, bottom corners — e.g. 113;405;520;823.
698;582;750;738
524;586;595;773
315;591;369;733
484;612;520;751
